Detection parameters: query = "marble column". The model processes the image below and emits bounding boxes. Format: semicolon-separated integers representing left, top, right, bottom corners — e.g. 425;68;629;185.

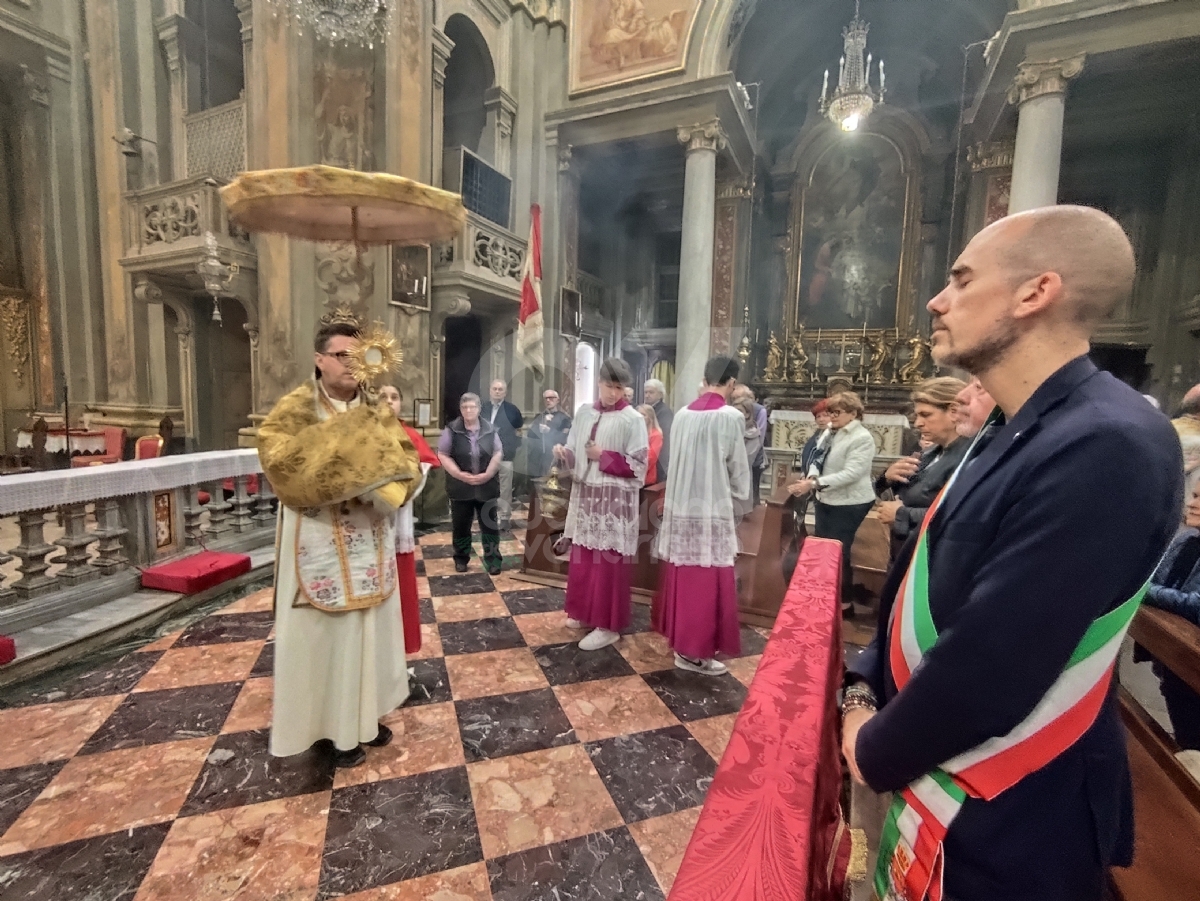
431;28;455;188
674;120;725;409
1006;55;1085;214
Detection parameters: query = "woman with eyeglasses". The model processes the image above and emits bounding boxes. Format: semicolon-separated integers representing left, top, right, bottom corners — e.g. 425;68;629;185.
788;391;877;611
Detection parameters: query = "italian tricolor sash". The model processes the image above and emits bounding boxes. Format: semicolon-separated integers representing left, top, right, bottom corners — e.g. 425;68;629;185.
874;420;1147;901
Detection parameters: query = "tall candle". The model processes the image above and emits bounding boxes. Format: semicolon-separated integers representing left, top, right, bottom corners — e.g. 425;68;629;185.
821;69;829;103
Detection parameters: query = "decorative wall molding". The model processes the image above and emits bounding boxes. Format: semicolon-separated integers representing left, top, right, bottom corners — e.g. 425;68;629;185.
967;140;1015;172
473;227;524;280
0;293;32;388
509;0;564;26
143;192;201;245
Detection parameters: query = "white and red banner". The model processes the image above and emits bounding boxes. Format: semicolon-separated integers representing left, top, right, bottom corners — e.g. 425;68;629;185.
517;203;545;377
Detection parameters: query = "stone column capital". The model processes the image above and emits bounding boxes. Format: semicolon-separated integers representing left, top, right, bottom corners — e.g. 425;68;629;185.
19;65;50;108
558;143;574;172
678;119;727;155
132;275;164;304
1007;54;1085;107
432;28;455;87
484;86;518;138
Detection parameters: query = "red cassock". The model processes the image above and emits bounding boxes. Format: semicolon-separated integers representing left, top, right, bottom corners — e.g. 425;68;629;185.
397;423;440;655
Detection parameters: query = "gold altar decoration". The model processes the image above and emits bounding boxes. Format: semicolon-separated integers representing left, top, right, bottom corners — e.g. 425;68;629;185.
763;332;785;382
896;334;931;385
787;329;810;384
220;165;466;245
346;320;403;383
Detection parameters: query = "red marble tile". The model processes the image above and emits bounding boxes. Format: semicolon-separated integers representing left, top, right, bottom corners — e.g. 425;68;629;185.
628;807;702;895
134;641;264;693
220;678;274;734
0;696;125;769
333;702;465;789
338;863;492;900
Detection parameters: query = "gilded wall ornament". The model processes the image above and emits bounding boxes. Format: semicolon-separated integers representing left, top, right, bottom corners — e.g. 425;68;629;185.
0;295;31;388
762;332;785;382
897;334;931;385
787;330;810;383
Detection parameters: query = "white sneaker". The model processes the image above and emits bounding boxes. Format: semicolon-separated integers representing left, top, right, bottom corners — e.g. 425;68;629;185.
565;617;587;630
674;653;728;676
579;628;621;651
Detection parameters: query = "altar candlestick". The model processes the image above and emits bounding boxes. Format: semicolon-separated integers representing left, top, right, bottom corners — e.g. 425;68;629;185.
821;69;829;104
879;60;886;94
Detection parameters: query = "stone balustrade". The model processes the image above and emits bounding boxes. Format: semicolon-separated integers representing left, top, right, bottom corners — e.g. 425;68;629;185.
433;210;528;303
0;450;273;636
123;175;250;258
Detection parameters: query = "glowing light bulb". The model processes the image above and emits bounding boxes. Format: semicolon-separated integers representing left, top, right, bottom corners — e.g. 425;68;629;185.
842;113;861;131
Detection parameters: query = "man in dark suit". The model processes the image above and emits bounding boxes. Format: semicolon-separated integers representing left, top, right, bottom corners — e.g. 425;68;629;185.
845;206;1183;901
481;379;524;530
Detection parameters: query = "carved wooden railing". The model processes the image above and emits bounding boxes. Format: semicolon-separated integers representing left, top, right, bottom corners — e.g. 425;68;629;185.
0;450;274;637
433;209;527;299
123;176;249;258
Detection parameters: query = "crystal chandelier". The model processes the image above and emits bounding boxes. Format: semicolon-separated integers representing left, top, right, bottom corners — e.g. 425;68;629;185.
820;0;885;132
265;0;390;48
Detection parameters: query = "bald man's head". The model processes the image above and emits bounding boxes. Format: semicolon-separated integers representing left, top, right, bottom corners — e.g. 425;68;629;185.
1181;384;1200;416
995;205;1135;328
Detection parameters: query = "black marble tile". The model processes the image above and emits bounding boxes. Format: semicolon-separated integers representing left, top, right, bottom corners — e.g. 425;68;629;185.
415;559;426;576
318;767;483;899
639;669;748;723
0;761;65;835
8;652;165;707
487;827;663;901
419;544;458;559
455;688;576;762
173;611;275;648
533;642;637;686
78;681;243;755
627;603;652;634
405;658;452;707
501;587;567;615
0;822;171;901
428;573;496;596
418;597;436;624
438;617;526;656
736;625;768;658
586;726;715;823
179;728;334;816
249;640;275;678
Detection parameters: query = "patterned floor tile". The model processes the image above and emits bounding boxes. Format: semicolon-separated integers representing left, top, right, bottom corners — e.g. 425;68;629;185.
408;623;444;661
0;761;65;836
0;823;172;901
249;640;275;678
627;807;702;896
532;642;638;686
418;596;436;624
736;625;769;658
439;617;527;656
0;696;125;769
134;791;329;901
179;728;334;817
405;658;453;708
220;677;274;734
418;530;455;546
419;544;458;559
0;739;214;854
445;648;550;701
333;702;466;789
339;862;493;900
512;611;583;648
725;654;762;688
639;669;748;723
467;744;624;859
455;688;577;763
500;588;567;616
684;713;739;764
585;726;715;824
138;631;183;653
79;682;242;755
424;557;475;577
173;611;275;648
7;652;165;707
552;676;679;743
488;573;540;594
486;826;663;901
213;587;275;615
628;603;653;634
432;592;511;623
132;641;263;693
319;767;483;899
616;632;676;674
429;574;496;597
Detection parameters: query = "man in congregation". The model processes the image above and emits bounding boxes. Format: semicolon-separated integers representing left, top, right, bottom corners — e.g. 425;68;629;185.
257;318;419;769
653;356;750;675
843;206;1182;901
525;387;572;479
644;378;673;482
732;384;768;505
481;379;523;530
1172;383;1200;512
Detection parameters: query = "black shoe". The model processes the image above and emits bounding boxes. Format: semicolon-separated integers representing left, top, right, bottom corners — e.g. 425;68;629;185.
332;745;366;768
486;562;501;576
454;560;469;573
366;724;392;747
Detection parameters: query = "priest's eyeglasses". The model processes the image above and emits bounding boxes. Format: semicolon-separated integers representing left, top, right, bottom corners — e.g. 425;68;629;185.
322;351;353;362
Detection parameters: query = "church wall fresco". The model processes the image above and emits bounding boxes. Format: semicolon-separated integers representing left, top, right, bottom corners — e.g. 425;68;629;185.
569;0;703;95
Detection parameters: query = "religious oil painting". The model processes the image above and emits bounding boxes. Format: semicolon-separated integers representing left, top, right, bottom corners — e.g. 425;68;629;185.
570;0;703;95
154;491;175;550
797;134;906;331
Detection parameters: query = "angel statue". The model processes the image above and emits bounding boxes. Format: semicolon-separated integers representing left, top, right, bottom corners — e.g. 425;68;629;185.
897;334;931;385
762;332;785;382
863;332;891;384
787;329;810;383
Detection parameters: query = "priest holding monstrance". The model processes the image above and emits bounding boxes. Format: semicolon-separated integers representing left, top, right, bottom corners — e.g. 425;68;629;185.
222;164;467;769
257;312;419;768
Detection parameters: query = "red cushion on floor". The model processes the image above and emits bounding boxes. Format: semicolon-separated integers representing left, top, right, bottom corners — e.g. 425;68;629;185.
140;551;252;594
0;634;14;666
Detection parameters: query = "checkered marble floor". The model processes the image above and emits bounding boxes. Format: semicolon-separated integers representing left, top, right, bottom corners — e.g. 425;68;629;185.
0;528;767;901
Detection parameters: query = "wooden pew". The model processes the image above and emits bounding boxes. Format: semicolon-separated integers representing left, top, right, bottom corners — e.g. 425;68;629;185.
1111;606;1200;900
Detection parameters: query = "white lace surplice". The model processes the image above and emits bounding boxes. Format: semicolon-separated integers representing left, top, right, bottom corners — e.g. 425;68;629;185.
563;403;649;556
655;405;751;567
